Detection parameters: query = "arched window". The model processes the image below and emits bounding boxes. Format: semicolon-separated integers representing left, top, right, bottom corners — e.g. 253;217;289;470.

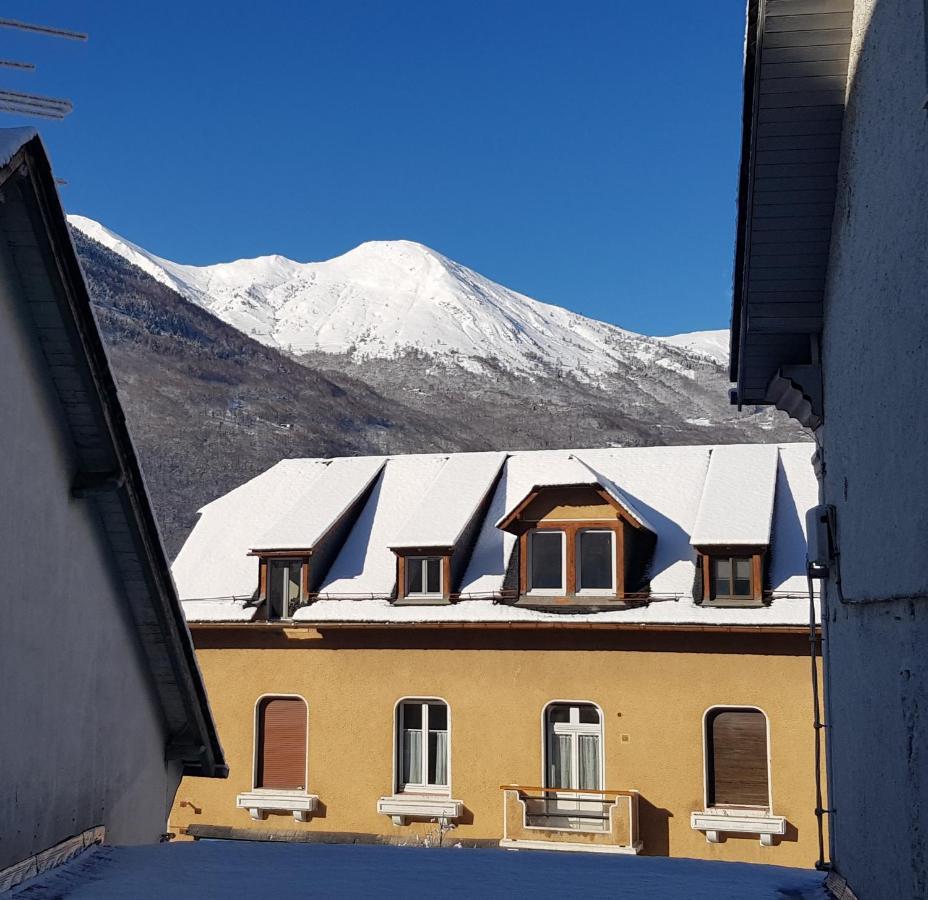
544;701;603;791
704;707;770;809
256;696;307;791
396;699;449;792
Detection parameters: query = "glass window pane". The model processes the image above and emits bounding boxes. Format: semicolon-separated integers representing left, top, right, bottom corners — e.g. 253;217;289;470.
712;557;732;596
287;563;301;605
402;702;422;730
268;562;284;619
531;531;563;590
550;734;572;789
578;735;601;790
428;730;448;786
579;531;613;590
428;703;447;731
407;559;423;594
402;728;422;785
578;704;600;724
548;704;570;724
733;558;753;597
425;558;441;594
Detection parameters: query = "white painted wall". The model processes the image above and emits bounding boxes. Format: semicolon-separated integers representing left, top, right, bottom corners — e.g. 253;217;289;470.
0;243;183;871
820;1;928;897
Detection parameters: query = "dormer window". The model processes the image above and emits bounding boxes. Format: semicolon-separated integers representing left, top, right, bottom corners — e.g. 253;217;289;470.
528;529;565;593
696;549;764;607
711;556;753;601
406;556;443;597
576;529;615;594
394;551;451;603
267;558;304;620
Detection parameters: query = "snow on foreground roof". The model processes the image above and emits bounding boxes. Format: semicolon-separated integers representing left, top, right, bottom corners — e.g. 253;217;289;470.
174;443;818;627
14;841;830;900
0;127;38;169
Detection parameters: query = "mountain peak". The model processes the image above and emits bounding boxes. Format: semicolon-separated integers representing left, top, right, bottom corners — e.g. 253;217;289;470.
68;215;717;381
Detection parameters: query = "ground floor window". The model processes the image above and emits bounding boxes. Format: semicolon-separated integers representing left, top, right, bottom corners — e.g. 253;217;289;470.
397;699;449;792
545;702;602;791
256;696;307;790
705;707;769;808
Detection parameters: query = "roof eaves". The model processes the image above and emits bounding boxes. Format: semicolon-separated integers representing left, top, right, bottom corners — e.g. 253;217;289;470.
5;134;226;779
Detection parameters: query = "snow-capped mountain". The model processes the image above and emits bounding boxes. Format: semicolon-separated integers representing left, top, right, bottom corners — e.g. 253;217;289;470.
657;329;730;365
68;215;710;381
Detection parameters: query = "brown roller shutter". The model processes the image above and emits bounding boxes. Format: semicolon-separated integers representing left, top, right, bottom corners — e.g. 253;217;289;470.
257;698;307;790
707;708;769;807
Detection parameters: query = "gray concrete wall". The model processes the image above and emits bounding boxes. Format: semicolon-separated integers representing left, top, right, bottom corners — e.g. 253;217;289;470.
0;243;183;871
820;1;928;896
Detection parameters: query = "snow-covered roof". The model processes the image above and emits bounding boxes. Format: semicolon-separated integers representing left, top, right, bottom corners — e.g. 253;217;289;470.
176;443;818;627
253;456;385;551
690;444;778;546
390;452;506;548
494;453;653;532
171;458;329;601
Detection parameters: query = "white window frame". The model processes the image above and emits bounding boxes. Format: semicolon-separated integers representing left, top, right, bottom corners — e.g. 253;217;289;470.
574;528;616;596
701;705;772;813
393;697;451;796
267;557;303;620
405;556;444;598
541;700;605;792
527;528;566;595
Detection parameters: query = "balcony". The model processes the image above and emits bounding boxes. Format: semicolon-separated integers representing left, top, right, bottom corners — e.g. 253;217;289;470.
500;785;642;855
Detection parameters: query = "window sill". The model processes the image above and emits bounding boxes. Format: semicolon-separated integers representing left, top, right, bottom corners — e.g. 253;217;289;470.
690;809;786;846
377;794;463;826
236;789;318;822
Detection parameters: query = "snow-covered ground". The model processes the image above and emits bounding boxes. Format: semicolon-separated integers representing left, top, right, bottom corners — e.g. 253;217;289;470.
11;842;828;899
68;215;711;383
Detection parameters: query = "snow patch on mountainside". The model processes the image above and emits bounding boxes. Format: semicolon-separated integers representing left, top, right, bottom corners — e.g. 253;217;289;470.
658;329;730;364
68;215;719;382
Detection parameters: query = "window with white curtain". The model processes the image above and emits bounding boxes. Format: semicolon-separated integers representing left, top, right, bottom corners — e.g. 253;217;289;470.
545;702;603;791
397;699;449;792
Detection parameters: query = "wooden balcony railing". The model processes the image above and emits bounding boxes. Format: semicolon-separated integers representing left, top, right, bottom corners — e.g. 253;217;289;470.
500;785;642;855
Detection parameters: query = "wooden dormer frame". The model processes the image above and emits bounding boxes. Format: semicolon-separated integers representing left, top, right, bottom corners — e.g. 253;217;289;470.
695;545;766;607
392;546;453;603
249;550;312;615
497;483;649;535
498;483;655;603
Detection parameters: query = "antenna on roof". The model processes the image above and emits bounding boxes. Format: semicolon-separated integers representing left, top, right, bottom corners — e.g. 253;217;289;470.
0;17;87;121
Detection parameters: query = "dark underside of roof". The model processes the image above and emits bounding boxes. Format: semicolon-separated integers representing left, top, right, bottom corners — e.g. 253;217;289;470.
0;136;226;778
730;0;852;415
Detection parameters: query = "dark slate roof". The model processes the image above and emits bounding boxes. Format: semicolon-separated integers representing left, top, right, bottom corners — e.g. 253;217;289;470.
0;130;226;778
730;0;852;411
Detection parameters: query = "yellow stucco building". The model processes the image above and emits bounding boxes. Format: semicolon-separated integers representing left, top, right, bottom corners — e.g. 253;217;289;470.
169;443;823;867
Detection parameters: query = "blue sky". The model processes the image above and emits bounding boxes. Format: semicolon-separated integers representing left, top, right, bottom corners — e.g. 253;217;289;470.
3;1;746;335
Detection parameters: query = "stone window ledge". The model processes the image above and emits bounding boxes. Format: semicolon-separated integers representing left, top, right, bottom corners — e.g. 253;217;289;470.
377;795;463;826
236;789;318;822
691;809;786;846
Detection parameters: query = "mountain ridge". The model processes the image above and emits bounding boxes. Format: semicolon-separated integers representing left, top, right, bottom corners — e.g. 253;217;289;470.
68;215;717;381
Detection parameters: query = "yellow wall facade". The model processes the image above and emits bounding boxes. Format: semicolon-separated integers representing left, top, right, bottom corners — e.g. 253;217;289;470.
171;625;823;868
